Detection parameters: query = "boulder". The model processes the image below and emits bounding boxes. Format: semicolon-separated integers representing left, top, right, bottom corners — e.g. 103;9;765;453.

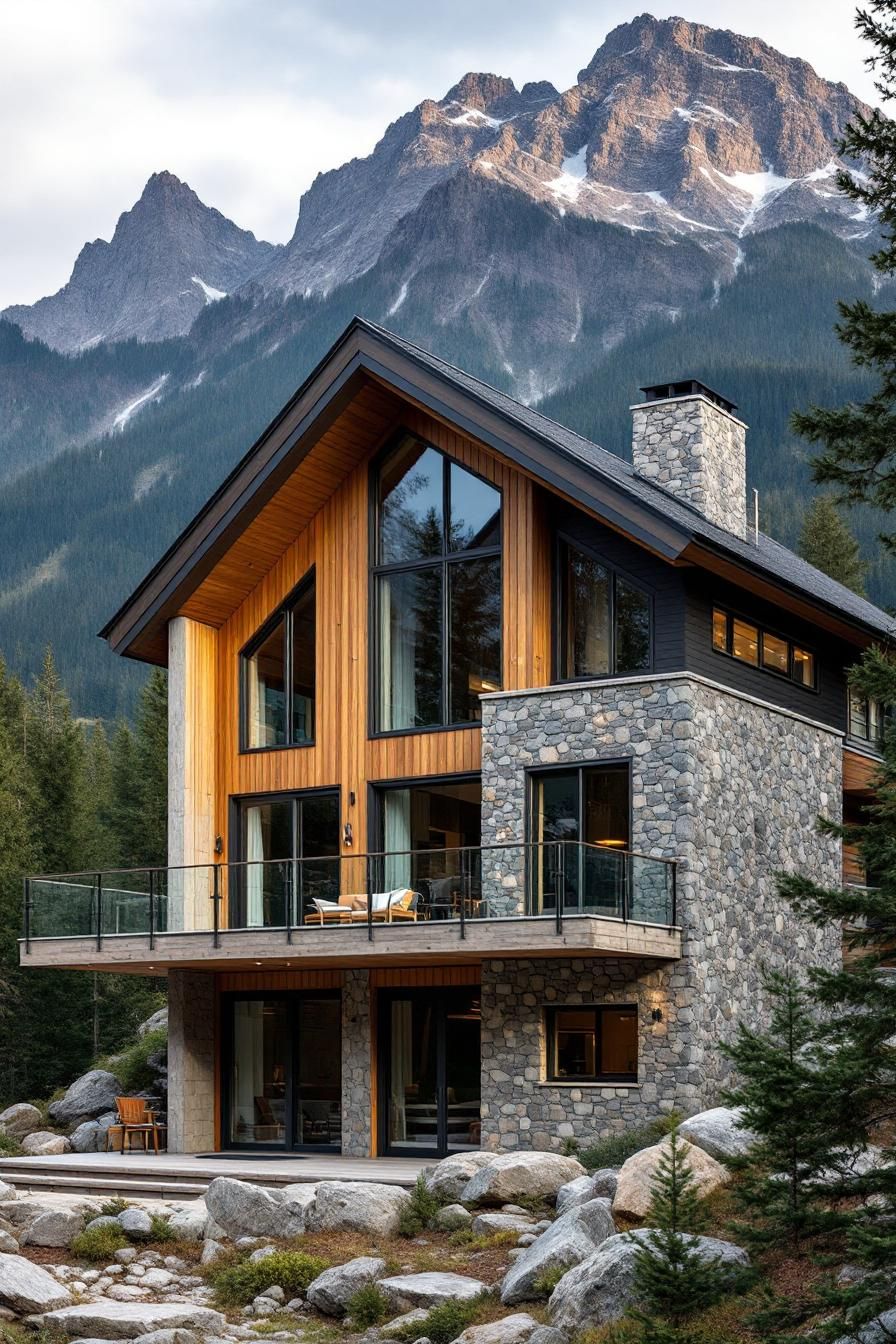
423;1152;493;1202
549;1229;749;1330
382;1306;430;1334
501;1199;615;1305
0;1232;18;1253
378;1272;489;1313
455;1315;542;1344
21;1131;71;1156
613;1137;729;1219
0;1104;43;1139
0;1182;15;1204
204;1178;311;1239
591;1169;619;1200
433;1204;471;1231
307;1182;410;1238
0;1252;73;1313
165;1204;209;1243
70;1114;118;1155
118;1210;153;1241
133;1332;197;1344
21;1207;86;1247
137;1009;168;1038
678;1108;758;1162
199;1241;225;1268
834;1309;896;1343
462;1153;586;1207
34;1301;226;1339
306;1256;386;1316
555;1175;597;1215
85;1217;121;1234
48;1071;123;1125
471;1213;534;1238
526;1329;567;1344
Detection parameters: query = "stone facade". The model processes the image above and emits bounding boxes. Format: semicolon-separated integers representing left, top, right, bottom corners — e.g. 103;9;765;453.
478;673;842;1147
167;969;215;1152
631;394;748;539
341;969;373;1157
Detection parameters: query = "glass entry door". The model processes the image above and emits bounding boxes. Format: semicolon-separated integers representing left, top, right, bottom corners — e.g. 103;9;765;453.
531;765;630;915
224;992;341;1150
232;790;339;928
380;988;481;1156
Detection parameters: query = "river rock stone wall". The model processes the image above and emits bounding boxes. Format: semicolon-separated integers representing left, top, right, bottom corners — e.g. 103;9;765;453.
478;674;842;1148
631;395;747;538
342;969;373;1157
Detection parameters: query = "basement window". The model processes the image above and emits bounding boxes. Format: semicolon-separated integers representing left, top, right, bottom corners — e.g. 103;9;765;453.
545;1005;638;1083
712;606;816;690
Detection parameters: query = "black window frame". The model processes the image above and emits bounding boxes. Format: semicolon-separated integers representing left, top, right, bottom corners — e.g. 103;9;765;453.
545;1003;639;1084
555;535;654;683
239;568;316;753
369;432;503;737
228;785;341;929
711;605;818;693
848;689;892;747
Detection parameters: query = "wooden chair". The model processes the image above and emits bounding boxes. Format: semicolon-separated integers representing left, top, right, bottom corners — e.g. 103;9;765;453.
106;1097;166;1155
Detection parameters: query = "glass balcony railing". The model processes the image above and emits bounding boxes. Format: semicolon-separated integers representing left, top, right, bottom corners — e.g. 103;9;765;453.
23;842;677;947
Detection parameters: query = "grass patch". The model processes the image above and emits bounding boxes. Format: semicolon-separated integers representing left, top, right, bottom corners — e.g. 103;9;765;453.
249;1314;302;1335
70;1222;129;1262
532;1265;567;1297
97;1027;167;1093
96;1197;130;1218
0;1133;23;1157
391;1296;487;1344
578;1112;682;1172
346;1283;389;1329
207;1250;329;1307
398;1174;445;1238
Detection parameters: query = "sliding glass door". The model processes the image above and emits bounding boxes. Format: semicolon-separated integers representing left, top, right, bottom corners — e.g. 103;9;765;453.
374;776;481;915
231;790;339;928
224;992;341;1150
380;988;481;1157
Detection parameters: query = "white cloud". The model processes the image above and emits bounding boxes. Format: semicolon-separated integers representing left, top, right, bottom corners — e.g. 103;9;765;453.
0;0;882;309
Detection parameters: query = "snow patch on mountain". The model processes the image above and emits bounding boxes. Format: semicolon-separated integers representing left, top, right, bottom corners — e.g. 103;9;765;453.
192;276;226;302
387;280;410;315
133;457;176;501
547;145;590;205
112;374;169;431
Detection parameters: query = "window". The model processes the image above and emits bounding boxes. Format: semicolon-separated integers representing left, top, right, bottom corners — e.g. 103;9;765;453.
373;435;502;732
233;790;339;928
712;607;816;690
559;541;651;680
530;765;633;918
849;690;891;745
546;1005;638;1082
242;572;315;750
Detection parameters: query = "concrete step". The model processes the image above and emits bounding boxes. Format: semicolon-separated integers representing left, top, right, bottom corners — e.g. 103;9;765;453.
0;1169;210;1200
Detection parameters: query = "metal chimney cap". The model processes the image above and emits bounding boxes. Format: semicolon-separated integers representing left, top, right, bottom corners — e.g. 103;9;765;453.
639;379;738;414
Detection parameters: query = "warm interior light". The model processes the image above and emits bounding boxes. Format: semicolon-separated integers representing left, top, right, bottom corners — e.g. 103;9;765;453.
597;838;626;847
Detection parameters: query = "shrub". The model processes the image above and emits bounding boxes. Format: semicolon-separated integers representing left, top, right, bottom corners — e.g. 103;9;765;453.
70;1222;129;1262
207;1251;329;1307
97;1027;167;1093
148;1214;176;1242
0;1134;23;1157
578;1113;682;1171
397;1173;444;1237
346;1283;389;1329
392;1298;484;1344
97;1197;130;1218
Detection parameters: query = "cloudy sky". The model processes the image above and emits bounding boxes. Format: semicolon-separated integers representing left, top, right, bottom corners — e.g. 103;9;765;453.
0;0;881;310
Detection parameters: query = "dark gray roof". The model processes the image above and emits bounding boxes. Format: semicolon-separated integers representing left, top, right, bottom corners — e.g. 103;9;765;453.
366;320;895;640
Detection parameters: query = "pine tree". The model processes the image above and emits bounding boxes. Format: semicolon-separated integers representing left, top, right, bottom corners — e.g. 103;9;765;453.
722;969;849;1253
798;495;867;595
134;669;167;868
792;2;896;535
627;1131;740;1340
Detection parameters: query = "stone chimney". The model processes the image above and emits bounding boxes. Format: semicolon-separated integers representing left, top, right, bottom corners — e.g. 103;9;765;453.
631;380;748;540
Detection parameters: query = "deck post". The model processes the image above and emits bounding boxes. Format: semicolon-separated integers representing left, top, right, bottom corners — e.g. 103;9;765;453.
96;873;103;951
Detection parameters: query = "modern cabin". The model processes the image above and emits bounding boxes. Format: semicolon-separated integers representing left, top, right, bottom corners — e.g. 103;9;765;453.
21;320;893;1159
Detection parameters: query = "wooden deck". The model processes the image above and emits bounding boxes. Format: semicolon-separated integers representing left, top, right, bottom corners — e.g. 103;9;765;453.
0;1150;429;1200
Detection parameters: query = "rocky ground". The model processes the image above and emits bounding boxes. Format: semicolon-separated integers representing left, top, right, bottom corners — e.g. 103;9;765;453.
0;1109;755;1344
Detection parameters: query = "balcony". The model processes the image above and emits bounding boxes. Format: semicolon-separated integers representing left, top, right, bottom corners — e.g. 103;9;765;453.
20;842;681;971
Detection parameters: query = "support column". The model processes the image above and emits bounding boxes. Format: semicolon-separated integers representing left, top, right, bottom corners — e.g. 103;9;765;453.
342;970;373;1156
167;969;215;1153
168;616;218;930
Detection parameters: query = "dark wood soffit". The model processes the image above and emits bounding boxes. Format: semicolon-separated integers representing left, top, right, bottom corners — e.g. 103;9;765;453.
684;542;876;647
102;325;698;667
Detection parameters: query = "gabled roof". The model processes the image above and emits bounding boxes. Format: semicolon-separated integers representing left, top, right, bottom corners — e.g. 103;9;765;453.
101;316;895;663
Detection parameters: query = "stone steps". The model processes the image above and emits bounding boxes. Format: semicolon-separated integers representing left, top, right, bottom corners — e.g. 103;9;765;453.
0;1169;211;1200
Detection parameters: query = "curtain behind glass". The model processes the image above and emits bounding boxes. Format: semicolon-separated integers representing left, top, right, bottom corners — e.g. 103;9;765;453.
384;790;412;891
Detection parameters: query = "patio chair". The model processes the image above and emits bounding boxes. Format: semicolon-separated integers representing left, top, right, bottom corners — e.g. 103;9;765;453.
348;889;419;922
106;1097;166;1155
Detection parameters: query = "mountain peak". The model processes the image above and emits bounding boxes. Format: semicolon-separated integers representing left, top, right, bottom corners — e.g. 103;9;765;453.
443;72;518;113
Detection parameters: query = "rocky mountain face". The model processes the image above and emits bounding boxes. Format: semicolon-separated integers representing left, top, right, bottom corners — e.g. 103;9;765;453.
2;172;278;352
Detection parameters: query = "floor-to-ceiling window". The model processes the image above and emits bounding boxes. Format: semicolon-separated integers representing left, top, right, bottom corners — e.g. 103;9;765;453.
530;764;630;915
373;435;502;732
373;777;481;917
224;992;342;1149
231;790;339;928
